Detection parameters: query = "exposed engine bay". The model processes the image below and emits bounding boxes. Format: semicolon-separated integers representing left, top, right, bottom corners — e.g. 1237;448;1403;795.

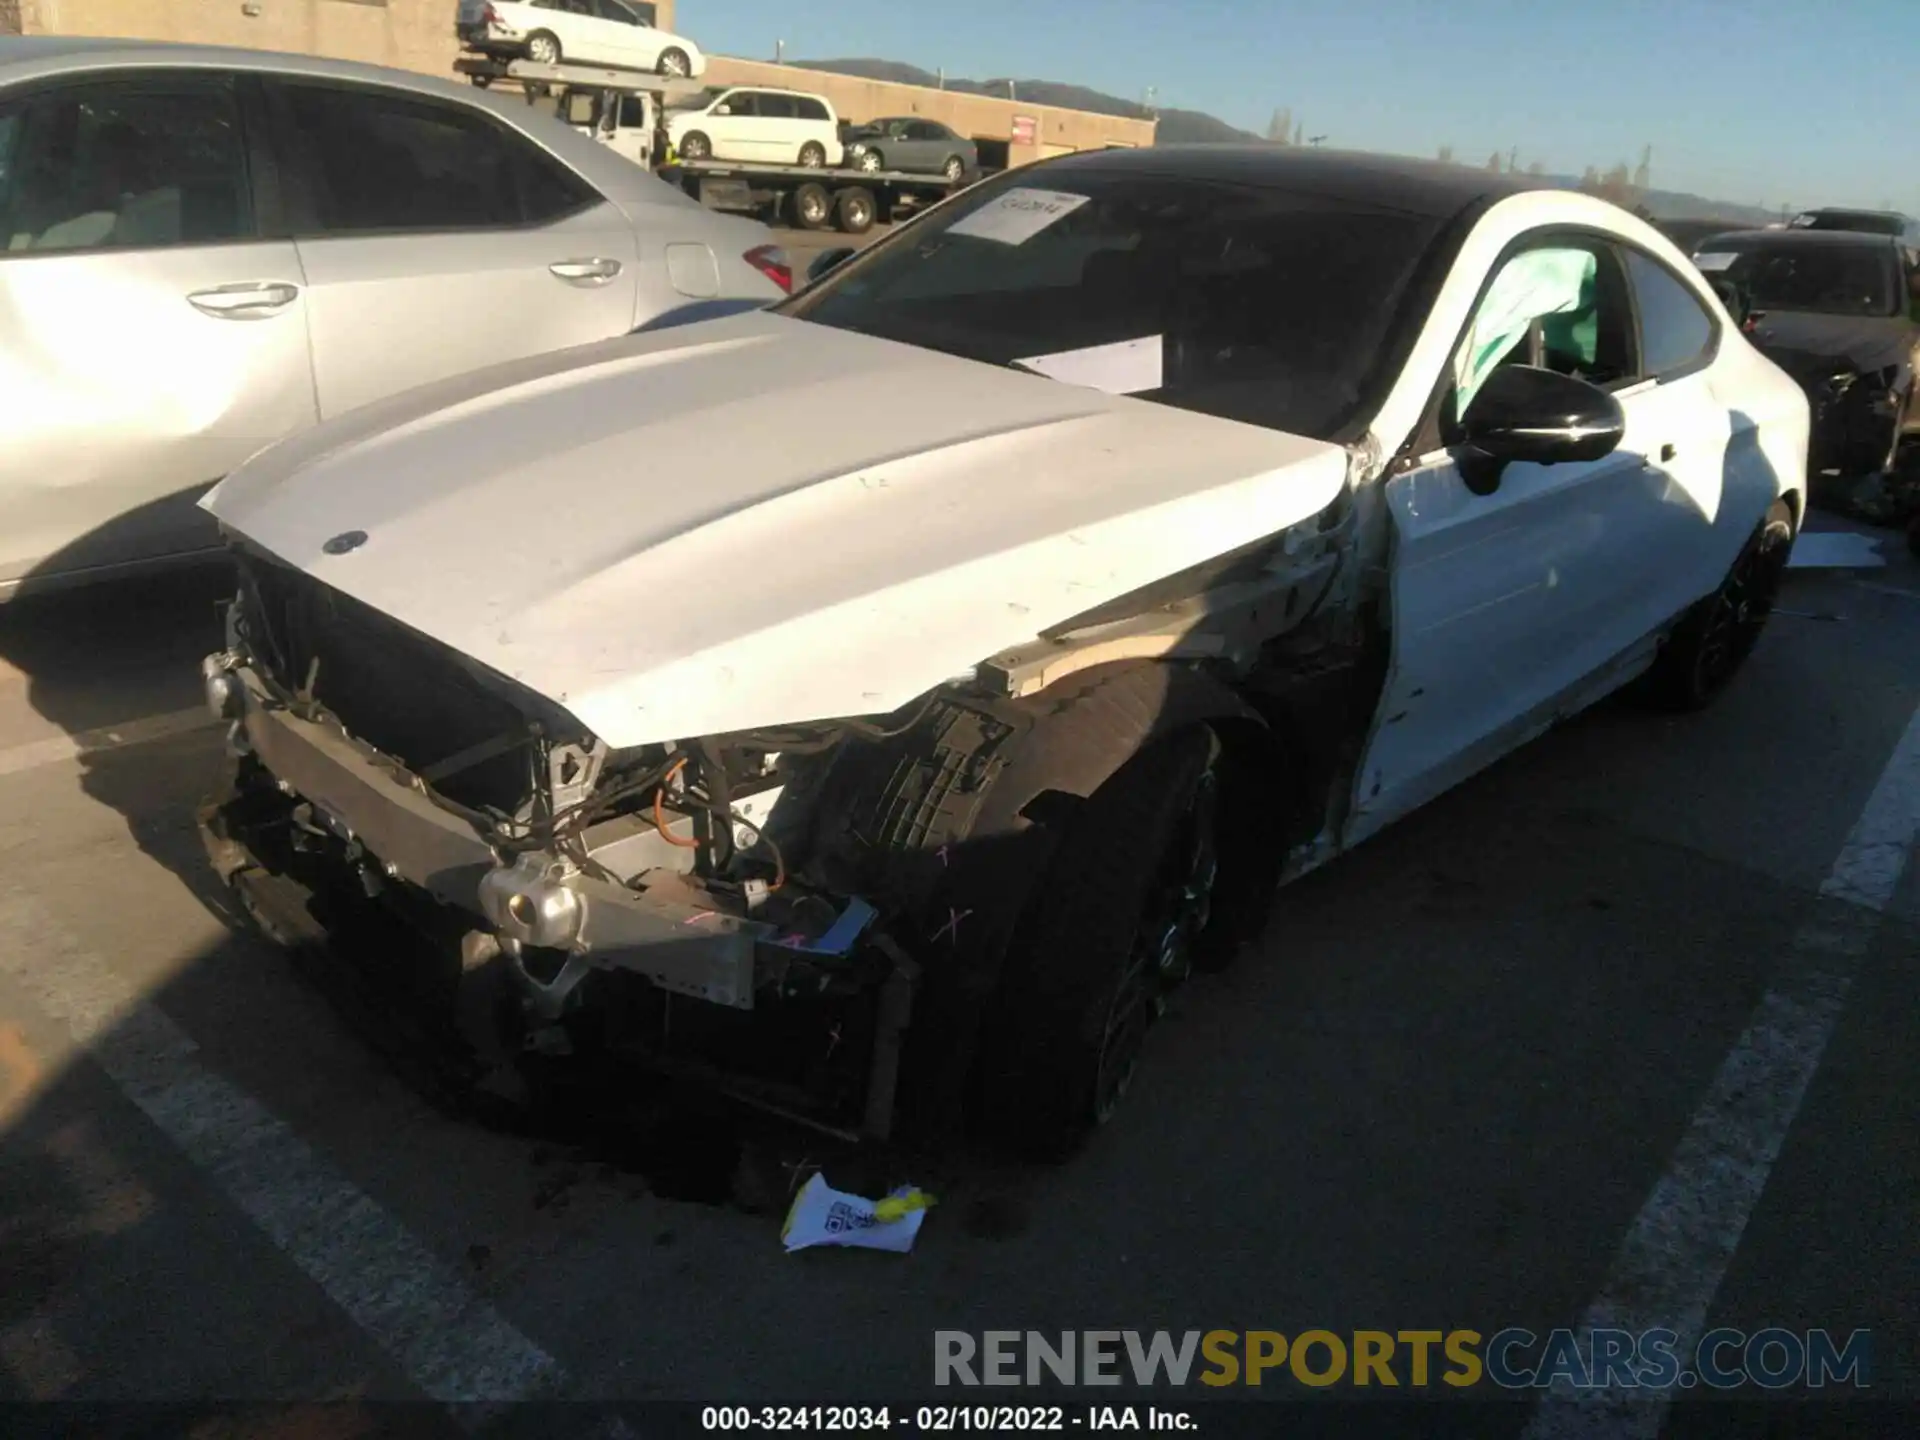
199;498;1385;1144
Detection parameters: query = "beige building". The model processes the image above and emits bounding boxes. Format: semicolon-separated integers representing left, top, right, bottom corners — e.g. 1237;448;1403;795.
702;56;1153;170
6;0;1156;166
10;0;465;76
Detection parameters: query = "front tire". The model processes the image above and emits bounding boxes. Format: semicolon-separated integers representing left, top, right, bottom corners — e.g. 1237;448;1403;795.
855;148;884;173
974;728;1226;1160
1641;498;1795;710
525;30;560;64
657;47;691;78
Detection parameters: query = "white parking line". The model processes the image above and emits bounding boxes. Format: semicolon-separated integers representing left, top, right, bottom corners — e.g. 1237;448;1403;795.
1523;701;1920;1438
0;708;214;779
0;893;569;1409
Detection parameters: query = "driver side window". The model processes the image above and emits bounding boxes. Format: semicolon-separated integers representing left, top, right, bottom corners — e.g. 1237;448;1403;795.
1448;239;1634;430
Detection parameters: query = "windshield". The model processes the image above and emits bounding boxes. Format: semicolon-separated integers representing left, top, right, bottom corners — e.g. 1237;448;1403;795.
1697;238;1899;317
777;168;1449;442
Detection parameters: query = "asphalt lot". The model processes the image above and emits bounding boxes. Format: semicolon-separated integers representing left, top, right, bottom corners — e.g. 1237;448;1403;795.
0;512;1915;1434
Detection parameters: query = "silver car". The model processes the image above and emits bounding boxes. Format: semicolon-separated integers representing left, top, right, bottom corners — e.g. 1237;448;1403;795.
842;116;977;182
0;36;787;597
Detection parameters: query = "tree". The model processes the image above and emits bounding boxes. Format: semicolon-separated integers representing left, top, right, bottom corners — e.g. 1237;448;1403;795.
1487;151;1503;173
1436;144;1455;165
1576;161;1640;209
1293;121;1304;146
1266;108;1292;144
1526;160;1545;177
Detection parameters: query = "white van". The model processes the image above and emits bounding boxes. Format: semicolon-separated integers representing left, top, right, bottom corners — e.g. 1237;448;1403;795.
663;87;843;168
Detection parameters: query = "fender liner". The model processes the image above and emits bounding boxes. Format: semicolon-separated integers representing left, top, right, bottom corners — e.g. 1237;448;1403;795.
810;660;1283;1135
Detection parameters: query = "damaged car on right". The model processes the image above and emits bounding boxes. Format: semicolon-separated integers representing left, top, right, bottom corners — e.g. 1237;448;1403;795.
194;149;1810;1161
1693;226;1920;522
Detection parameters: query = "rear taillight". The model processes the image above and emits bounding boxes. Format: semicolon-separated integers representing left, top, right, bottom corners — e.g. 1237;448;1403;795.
481;3;502;25
744;244;792;293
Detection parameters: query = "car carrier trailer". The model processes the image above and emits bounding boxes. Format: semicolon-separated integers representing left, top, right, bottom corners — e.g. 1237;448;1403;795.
657;158;967;235
453;54;708;166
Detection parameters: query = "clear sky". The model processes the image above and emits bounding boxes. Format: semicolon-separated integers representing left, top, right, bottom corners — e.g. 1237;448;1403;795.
685;0;1918;214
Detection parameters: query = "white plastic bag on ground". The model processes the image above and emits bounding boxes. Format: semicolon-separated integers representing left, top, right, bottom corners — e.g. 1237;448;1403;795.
781;1174;934;1253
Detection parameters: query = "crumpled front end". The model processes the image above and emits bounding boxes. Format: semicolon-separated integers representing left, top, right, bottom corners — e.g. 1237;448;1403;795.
197;546;919;1140
1745;314;1919;497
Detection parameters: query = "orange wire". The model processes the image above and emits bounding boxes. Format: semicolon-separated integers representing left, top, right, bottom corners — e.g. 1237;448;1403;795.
654;753;786;892
653;756;702;848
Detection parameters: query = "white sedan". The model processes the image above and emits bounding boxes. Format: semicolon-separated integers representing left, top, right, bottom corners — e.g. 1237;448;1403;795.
458;0;708;78
197;148;1808;1159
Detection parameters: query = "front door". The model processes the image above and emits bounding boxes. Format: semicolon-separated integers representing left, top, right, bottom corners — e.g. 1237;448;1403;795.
593;0;657;67
0;71;317;586
1350;234;1681;841
267;78;642;419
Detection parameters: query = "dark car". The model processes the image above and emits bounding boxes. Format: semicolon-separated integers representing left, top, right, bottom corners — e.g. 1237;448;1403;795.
1695;229;1920;499
841;116;977;182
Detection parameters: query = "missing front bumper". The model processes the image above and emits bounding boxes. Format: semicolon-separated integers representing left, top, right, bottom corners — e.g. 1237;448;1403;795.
198;660;919;1140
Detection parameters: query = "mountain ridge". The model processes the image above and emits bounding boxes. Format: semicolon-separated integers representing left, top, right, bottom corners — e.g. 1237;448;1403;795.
788;57;1777;224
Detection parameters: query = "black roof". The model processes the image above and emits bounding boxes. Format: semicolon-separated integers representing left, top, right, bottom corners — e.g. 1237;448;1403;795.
1038;145;1550;220
1795;207;1909;223
1698;227;1901;250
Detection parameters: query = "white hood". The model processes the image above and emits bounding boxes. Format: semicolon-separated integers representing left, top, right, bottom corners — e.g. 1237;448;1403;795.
204;311;1348;749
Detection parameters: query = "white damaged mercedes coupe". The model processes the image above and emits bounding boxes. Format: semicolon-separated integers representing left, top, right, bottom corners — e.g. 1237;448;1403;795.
196;147;1808;1157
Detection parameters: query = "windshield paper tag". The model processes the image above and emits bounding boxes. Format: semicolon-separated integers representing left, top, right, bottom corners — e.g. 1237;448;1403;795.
1015;335;1163;394
1692;252;1739;272
947;188;1091;245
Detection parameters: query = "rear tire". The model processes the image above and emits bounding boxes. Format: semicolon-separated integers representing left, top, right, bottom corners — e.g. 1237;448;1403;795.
834;186;876;235
792;181;832;231
657;47;691;78
798;141;826;168
942;155;965;182
677;131;711;161
974;728;1227;1160
525;30;560;64
1640;498;1795;711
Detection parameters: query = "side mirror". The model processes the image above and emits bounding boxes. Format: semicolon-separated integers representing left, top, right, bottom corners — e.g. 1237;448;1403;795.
713;104;731;116
806;246;856;283
1456;364;1625;495
1708;277;1749;326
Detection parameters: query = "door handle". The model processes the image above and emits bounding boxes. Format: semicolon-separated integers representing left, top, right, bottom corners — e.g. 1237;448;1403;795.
549;257;624;284
186;281;299;319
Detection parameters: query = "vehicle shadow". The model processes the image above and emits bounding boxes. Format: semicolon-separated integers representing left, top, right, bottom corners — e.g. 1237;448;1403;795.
0;557;240;915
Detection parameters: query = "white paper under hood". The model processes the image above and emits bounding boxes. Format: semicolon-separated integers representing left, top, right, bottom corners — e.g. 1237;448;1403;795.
204;310;1349;749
